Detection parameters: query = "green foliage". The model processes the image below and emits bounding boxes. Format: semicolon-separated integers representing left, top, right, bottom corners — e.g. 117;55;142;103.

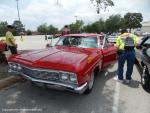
83;19;105;33
0;21;8;36
26;29;32;35
83;13;143;34
69;20;84;33
37;24;58;35
119;18;126;29
48;25;58;35
12;20;25;36
37;23;48;34
105;14;122;33
91;0;114;13
124;12;143;30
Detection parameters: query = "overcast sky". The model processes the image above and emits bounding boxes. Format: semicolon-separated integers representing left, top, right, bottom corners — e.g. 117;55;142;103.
0;0;150;30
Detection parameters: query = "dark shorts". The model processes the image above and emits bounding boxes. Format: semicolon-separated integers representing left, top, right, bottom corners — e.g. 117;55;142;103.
8;46;17;54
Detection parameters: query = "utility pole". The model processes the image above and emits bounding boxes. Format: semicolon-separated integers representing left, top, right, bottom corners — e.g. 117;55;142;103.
15;0;24;40
75;16;78;22
16;0;21;21
56;0;62;7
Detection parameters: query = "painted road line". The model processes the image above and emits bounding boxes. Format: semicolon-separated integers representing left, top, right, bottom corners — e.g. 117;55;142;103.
112;81;120;113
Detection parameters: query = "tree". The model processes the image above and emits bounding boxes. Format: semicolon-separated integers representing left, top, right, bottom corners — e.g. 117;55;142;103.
0;21;8;36
91;0;114;14
69;20;84;33
55;0;114;14
83;18;105;33
37;23;48;34
47;25;58;35
26;29;32;35
105;14;122;33
12;20;25;36
37;24;58;35
124;12;143;31
83;24;93;33
119;18;126;30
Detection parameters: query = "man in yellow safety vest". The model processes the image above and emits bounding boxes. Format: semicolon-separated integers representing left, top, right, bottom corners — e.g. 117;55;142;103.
115;29;138;83
5;25;18;54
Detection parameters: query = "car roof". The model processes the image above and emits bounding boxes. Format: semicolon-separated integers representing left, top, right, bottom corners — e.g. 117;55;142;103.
64;33;103;37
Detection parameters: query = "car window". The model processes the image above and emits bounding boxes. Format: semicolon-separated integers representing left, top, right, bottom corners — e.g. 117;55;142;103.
99;36;104;46
56;36;98;48
146;48;150;57
103;38;110;48
144;38;150;45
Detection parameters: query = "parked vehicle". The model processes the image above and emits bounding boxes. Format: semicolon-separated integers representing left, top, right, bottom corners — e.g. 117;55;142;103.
135;36;150;90
107;35;118;43
0;40;7;52
8;34;118;94
142;32;150;37
0;40;7;63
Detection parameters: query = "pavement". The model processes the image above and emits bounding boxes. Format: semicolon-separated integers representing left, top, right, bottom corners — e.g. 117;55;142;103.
0;63;149;113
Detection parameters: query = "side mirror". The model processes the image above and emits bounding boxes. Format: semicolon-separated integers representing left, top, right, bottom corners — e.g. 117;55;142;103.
136;44;142;49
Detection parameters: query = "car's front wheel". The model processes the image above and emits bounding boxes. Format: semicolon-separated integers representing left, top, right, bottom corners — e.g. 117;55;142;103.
84;71;95;94
141;66;150;90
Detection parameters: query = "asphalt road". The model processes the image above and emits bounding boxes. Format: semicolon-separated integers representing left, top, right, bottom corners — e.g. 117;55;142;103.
0;63;149;113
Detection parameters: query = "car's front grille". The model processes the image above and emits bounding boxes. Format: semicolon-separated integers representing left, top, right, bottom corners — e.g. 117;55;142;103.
22;66;33;76
22;66;60;81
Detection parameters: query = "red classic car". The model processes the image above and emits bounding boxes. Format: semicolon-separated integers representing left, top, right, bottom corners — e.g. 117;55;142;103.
0;40;7;52
0;40;7;63
8;34;117;94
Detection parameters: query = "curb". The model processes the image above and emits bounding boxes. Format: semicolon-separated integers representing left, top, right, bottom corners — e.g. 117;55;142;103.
0;76;22;90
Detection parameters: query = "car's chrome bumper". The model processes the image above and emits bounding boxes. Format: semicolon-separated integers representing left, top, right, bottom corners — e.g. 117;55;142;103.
8;69;87;94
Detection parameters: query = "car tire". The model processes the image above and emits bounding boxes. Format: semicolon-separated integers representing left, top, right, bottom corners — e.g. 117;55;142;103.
84;71;95;94
141;66;150;90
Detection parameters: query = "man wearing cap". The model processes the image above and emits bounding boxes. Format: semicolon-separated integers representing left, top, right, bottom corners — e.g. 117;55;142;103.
115;29;138;83
5;25;17;54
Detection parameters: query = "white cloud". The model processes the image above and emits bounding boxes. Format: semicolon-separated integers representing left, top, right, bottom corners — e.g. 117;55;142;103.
0;0;150;30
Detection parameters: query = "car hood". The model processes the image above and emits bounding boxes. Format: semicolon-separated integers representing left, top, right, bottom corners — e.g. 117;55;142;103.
11;46;97;72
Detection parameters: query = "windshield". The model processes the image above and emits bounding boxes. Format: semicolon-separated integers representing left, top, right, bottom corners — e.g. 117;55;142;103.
56;36;98;48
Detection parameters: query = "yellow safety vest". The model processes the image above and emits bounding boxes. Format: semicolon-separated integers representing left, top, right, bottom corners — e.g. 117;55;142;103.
5;31;16;46
115;33;138;50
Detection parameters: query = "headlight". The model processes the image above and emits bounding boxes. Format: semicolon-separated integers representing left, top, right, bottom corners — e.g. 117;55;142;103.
60;73;69;81
17;64;22;70
12;64;17;69
60;72;77;84
8;62;22;71
70;74;77;83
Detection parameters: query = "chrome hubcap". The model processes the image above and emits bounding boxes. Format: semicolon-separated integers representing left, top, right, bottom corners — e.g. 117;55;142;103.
89;72;94;89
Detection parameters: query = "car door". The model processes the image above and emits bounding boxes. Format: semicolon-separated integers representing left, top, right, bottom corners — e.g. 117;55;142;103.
101;36;118;68
136;37;150;63
145;48;150;73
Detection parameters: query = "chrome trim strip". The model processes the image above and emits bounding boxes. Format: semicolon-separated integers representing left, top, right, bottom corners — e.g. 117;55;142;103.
75;82;87;91
9;69;76;88
102;35;107;49
8;62;76;74
8;69;87;93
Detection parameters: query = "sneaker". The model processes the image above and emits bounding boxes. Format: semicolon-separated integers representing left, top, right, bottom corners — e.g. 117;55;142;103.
113;76;123;83
125;80;130;84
